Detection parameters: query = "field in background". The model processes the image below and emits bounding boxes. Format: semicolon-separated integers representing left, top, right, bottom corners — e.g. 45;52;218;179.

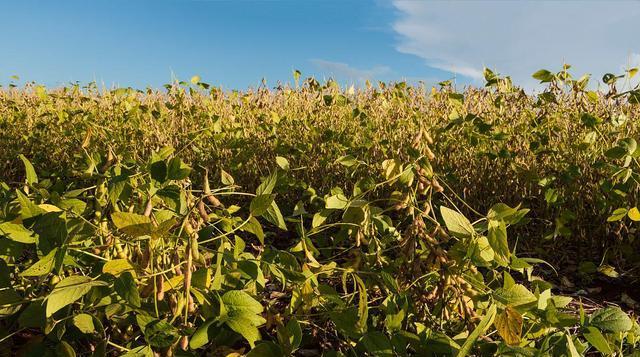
0;66;639;355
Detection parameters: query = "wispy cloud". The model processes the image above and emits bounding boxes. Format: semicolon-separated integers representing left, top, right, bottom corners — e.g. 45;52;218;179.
310;59;392;84
391;0;640;88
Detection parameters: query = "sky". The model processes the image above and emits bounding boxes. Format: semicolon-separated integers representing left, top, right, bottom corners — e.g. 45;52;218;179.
0;0;639;90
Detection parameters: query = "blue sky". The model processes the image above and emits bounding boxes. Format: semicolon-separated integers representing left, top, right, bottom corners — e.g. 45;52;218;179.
1;1;639;90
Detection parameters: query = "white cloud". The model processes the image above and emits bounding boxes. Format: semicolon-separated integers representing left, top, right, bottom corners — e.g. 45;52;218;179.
391;0;640;89
311;59;392;83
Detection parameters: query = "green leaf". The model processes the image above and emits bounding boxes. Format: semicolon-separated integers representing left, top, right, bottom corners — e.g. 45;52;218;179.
312;209;332;228
16;190;44;219
358;331;394;357
285;317;302;350
226;314;262;348
166;157;191;180
220;290;266;348
256;171;278;195
597;264;619;278
246;341;284;357
532;69;554;82
56;341;76;357
21;248;57;277
262;201;287;230
494;284;537;309
250;194;276;217
275;156;290;170
583;326;613;355
46;275;105;317
456;304;497;357
354;274;369;333
607;208;628;222
565;333;580;357
111;212;153;237
605;146;627;160
190;319;216;349
221;169;235;186
487;220;509;266
335;155;358;167
121;345;154;357
115;272;141;308
0;222;38;244
221;290;263;314
18;302;46;328
18;154;38;185
440;206;474;238
0;288;21;317
150;160;168;183
242;216;265;244
620;137;637;155
589;306;632;333
144;319;180;348
72;313;95;334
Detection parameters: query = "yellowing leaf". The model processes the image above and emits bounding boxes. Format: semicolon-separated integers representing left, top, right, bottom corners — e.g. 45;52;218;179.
628;207;640;221
102;259;135;277
163;275;184;293
494;306;523;345
326;194;349;210
38;204;62;212
0;222;38;244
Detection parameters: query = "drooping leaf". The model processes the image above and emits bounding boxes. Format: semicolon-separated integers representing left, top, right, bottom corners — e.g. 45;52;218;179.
582;326;613;355
262;201;287;230
456;304;497;357
18;154;38;185
46;275;106;317
250;194;275;217
440;206;474;238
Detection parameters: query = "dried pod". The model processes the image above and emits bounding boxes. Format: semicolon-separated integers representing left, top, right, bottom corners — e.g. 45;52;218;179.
156;275;165;301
